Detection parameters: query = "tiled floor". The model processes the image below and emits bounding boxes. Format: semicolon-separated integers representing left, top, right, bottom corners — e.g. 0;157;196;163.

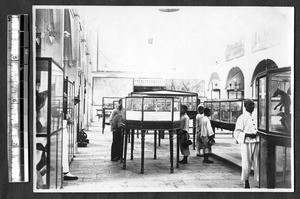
62;123;258;192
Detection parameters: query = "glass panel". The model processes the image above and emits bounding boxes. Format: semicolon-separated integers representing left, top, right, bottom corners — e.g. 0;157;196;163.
67;82;75;163
36;71;49;134
143;98;172;121
258;77;266;130
211;102;220;121
126;98;142;111
143;98;155;111
143;98;171;112
50;62;63;133
269;71;291;134
125;98;142;121
56;131;63;189
191;96;197;111
275;146;291;188
181;96;188;109
220;102;230;123
204;102;212;111
48;130;62;189
173;99;181;121
49;134;57;189
259;137;268;188
230;101;242;123
113;101;119;109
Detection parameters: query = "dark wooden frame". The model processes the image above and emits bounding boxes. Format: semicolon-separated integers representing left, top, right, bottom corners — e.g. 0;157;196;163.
256;66;292;188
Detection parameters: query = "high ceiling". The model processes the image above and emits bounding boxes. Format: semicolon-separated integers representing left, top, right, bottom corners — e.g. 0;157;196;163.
78;6;293;79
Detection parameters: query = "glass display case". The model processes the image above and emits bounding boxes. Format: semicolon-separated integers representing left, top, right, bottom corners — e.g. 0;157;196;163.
256;67;292;188
129;90;198;118
36;57;64;189
230;101;243;123
123;96;181;129
122;96;181;174
128;90;198;149
203;99;252;131
64;77;75;164
204;100;244;123
211;101;220;121
220;102;230;123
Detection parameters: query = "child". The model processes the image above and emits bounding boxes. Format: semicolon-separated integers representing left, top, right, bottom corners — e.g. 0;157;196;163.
201;108;215;163
179;105;190;164
196;105;204;157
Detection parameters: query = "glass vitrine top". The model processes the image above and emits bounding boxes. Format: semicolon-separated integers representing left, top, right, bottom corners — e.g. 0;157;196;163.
129;90;198;111
124;96;180;122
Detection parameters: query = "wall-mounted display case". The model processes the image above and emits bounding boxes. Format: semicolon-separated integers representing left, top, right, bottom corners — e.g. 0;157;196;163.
36;57;64;189
101;97;121;133
256;66;292;188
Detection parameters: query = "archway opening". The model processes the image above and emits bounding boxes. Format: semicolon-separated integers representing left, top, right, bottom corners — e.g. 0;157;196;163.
208;72;221;99
226;67;244;99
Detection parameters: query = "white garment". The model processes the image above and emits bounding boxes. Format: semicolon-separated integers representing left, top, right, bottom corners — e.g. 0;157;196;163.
234;112;259;144
241;142;260;181
196;113;203;133
196;113;204;153
201;116;214;137
234;111;260;181
180;113;190;132
180;113;190;156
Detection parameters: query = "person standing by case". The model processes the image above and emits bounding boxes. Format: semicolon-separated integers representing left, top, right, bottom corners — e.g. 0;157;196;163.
234;99;259;189
200;108;215;164
179;105;190;164
109;99;123;161
196;105;205;157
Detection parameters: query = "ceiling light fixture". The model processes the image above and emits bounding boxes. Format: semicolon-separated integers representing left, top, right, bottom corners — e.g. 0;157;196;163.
158;8;180;12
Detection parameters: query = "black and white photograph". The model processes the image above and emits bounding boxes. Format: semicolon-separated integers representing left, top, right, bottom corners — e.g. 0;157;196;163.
31;5;294;192
1;1;299;199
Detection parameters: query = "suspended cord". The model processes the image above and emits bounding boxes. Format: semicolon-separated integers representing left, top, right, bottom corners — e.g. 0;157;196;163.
98;48;126;66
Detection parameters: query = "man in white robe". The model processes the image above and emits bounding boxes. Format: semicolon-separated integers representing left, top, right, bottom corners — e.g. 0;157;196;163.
234;99;259;189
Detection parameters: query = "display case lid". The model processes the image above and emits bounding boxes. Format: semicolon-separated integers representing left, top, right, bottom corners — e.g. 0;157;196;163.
129;89;198;97
204;98;246;103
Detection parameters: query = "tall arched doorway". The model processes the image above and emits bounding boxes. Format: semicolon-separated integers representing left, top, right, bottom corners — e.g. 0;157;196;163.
208;72;220;99
226;67;244;99
251;59;278;99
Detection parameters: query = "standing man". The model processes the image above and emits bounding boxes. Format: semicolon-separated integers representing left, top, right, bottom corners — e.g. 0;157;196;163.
234;99;259;188
179;105;190;164
109;99;123;161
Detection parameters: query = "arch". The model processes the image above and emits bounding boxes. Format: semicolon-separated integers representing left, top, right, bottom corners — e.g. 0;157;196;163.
250;59;278;86
226;67;244;90
208;72;221;99
208;72;220;88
